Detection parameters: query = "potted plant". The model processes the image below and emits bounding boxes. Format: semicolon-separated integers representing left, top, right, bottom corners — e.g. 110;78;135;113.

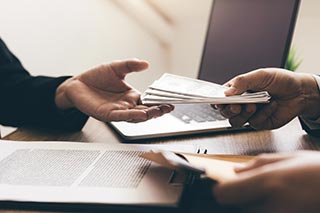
285;47;303;71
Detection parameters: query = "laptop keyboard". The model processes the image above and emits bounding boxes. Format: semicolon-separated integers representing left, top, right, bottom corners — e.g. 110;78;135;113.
171;104;226;124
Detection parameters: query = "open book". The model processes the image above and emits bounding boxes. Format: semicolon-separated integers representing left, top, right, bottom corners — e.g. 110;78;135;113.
141;73;270;105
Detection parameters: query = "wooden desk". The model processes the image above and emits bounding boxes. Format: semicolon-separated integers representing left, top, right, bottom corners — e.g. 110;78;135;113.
5;117;320;153
2;118;320;213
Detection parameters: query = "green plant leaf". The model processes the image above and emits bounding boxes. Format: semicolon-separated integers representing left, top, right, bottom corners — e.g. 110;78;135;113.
285;47;303;72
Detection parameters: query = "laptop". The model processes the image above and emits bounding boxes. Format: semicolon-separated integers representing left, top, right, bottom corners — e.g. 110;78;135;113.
109;0;301;141
0;141;199;212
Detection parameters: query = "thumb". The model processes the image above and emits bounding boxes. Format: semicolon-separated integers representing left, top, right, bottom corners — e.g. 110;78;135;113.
224;70;271;96
110;58;149;79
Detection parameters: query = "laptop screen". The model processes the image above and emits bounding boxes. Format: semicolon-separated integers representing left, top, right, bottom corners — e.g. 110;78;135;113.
198;0;300;84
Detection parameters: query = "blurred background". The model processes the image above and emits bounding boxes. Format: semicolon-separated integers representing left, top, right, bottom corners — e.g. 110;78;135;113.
0;0;319;91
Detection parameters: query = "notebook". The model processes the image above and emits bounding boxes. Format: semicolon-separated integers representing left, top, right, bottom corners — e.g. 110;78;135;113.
109;0;300;141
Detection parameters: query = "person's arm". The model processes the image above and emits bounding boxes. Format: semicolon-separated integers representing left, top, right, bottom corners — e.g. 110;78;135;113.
0;38;88;130
0;38;173;130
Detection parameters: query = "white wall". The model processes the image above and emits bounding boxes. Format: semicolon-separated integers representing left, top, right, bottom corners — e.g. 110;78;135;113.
169;0;212;78
147;0;213;78
1;0;319;89
292;1;320;74
0;0;169;91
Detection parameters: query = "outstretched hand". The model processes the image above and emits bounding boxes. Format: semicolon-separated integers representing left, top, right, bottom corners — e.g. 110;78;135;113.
217;68;320;130
55;59;173;123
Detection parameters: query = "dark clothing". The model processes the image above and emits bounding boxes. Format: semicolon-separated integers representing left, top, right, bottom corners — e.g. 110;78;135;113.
0;38;88;130
299;118;320;137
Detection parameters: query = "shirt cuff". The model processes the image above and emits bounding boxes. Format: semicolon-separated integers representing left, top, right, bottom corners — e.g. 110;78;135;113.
299;117;320;137
305;74;320;123
299;74;320;136
313;74;320;92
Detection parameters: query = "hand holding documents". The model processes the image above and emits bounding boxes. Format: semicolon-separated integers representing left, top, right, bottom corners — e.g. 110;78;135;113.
141;73;271;105
141;151;254;183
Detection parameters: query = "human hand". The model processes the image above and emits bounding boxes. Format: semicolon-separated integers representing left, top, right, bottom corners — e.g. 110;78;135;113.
214;151;320;213
217;68;320;129
55;59;174;123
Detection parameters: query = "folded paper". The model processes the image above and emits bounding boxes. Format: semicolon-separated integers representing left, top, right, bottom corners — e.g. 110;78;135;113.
141;151;254;182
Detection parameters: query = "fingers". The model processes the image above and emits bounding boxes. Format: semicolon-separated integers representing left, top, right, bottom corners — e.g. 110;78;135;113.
248;101;278;129
214;152;296;205
144;105;173;120
110;59;149;79
218;101;278;129
108;109;148;123
219;105;242;118
229;104;257;127
107;104;174;123
224;74;255;96
159;104;175;113
224;69;272;96
218;104;257;127
235;153;294;173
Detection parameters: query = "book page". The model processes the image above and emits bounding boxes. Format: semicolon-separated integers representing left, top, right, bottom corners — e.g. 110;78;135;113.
0;141;196;205
0;149;150;188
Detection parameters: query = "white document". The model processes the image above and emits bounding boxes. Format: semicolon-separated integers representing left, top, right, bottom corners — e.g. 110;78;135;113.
0;140;197;208
0;125;17;138
149;73;228;98
141;73;270;105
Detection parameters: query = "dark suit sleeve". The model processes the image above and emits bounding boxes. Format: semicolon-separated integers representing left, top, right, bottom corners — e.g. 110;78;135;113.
299;118;320;137
0;38;88;130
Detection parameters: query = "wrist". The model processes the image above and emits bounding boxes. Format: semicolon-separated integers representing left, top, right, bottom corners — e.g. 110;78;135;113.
55;77;75;110
299;73;320;120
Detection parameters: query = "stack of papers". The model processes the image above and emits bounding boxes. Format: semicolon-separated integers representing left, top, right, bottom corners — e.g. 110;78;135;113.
141;73;271;105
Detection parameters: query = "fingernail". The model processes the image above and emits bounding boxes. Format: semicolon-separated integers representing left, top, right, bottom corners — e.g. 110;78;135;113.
167;104;175;111
160;105;172;113
225;87;237;95
234;164;246;172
